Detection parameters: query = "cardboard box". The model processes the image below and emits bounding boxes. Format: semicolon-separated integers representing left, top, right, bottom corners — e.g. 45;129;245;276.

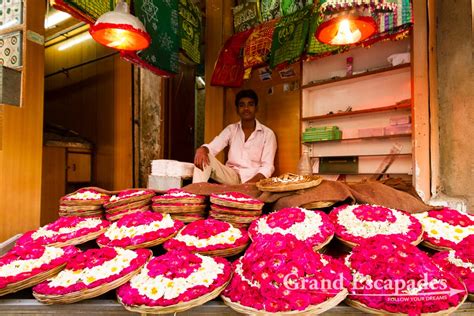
319;156;358;174
384;124;412;135
148;175;182;192
389;115;411;126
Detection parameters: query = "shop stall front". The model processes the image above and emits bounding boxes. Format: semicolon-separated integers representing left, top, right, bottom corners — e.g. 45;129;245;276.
1;0;474;315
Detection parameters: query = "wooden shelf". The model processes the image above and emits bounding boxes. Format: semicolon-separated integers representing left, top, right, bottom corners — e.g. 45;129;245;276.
301;102;411;121
301;63;411;90
0;24;23;36
311;153;412;158
303;133;411;144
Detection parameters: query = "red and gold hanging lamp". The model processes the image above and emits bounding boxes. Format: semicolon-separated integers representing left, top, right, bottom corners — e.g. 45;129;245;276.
315;0;397;46
89;0;151;51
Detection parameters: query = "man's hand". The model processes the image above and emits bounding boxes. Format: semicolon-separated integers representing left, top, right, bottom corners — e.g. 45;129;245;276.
245;173;266;183
194;146;210;170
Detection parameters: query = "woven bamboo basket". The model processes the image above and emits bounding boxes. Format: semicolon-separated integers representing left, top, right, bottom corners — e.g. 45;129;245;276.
171;214;206;223
210;197;263;210
421;240;453;251
335;230;424;249
313;235;333;252
152;204;206;214
58;210;103;218
105;205;150;220
59;204;102;211
222;288;348;315
210;204;262;216
0;263;66;296
48;227;108;248
196;242;249;257
104;191;154;209
209;212;259;224
117;280;230;314
256;174;323;192
60;199;107;206
152;196;206;204
302;201;336;209
105;199;151;213
97;231;178;250
33;260;148;304
345;295;467;315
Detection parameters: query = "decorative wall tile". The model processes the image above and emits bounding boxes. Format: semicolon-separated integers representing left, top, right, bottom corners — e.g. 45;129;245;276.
0;31;22;68
0;0;23;28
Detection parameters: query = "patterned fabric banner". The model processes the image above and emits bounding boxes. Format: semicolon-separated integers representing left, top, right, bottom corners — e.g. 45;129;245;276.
269;7;311;68
261;0;281;22
134;0;180;74
243;18;277;70
179;0;202;64
232;1;260;33
280;0;313;16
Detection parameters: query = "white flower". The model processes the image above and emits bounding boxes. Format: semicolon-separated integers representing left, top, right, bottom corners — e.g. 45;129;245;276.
0;247;65;278
32;218;103;240
413;212;474;244
104;214;175;240
175;227;242;247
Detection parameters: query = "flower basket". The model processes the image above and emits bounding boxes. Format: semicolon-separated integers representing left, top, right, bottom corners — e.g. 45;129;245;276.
210;203;262;216
222;234;352;314
60;188;110;206
345;236;467;315
208;211;260;225
97;211;184;249
413;208;474;251
432;235;474;300
33;248;151;304
151;189;206;204
105;205;151;222
117;251;232;313
105;199;151;213
152;203;207;214
15;217;110;247
210;192;264;210
302;201;336;209
164;219;249;257
256;173;323;192
104;189;155;209
329;204;424;248
249;207;335;252
222;289;347;315
171;213;207;223
0;245;77;296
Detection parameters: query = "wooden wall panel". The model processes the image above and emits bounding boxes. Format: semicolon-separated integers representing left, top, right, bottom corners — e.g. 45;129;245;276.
0;1;45;241
224;64;301;176
40;147;65;225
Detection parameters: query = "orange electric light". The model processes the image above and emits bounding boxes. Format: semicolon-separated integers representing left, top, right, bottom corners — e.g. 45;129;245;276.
90;1;150;51
316;15;377;45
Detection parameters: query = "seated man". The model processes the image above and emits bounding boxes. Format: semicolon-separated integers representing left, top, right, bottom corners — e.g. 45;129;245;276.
193;89;277;184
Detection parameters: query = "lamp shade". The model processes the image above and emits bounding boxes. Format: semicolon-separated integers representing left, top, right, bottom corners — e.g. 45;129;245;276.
316;14;377;45
89;1;150;51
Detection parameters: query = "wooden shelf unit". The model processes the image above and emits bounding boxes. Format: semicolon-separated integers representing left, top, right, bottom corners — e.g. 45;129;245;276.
301;63;411;90
310;153;412;158
303;133;411;144
301;102;411;121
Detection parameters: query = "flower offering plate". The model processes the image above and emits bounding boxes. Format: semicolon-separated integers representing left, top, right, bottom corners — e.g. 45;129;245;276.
256;173;323;192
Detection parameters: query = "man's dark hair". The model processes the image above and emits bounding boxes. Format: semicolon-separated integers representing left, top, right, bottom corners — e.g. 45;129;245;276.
235;89;258;107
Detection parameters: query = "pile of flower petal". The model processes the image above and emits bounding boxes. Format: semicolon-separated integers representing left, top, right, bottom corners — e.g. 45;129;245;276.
330;204;423;247
59;188;110;218
97;211;184;249
413;208;474;250
117;250;231;309
152;189;207;223
345;236;467;314
33;247;151;303
164;219;249;257
222;234;351;313
16;216;110;247
104;189;155;221
249;207;334;251
209;192;264;228
0;243;77;296
432;235;474;298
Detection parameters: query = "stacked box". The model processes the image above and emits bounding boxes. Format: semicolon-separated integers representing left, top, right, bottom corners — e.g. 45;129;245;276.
302;126;342;142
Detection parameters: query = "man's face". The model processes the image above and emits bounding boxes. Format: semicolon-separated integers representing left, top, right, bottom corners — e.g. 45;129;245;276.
237;97;257;121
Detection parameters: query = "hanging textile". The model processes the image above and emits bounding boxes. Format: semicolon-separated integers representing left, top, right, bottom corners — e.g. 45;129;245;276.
211;29;253;87
232;1;261;33
260;0;281;22
280;0;313;16
269;7;311;69
243;18;278;72
133;0;180;74
179;0;202;64
367;0;413;44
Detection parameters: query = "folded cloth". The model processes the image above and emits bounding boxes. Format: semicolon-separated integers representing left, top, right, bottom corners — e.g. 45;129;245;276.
348;180;433;213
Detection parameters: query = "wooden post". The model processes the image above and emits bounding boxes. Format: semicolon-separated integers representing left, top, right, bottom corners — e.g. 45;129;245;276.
412;0;431;201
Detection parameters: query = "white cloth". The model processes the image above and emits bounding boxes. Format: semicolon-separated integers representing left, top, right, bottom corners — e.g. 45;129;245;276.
203;120;277;183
